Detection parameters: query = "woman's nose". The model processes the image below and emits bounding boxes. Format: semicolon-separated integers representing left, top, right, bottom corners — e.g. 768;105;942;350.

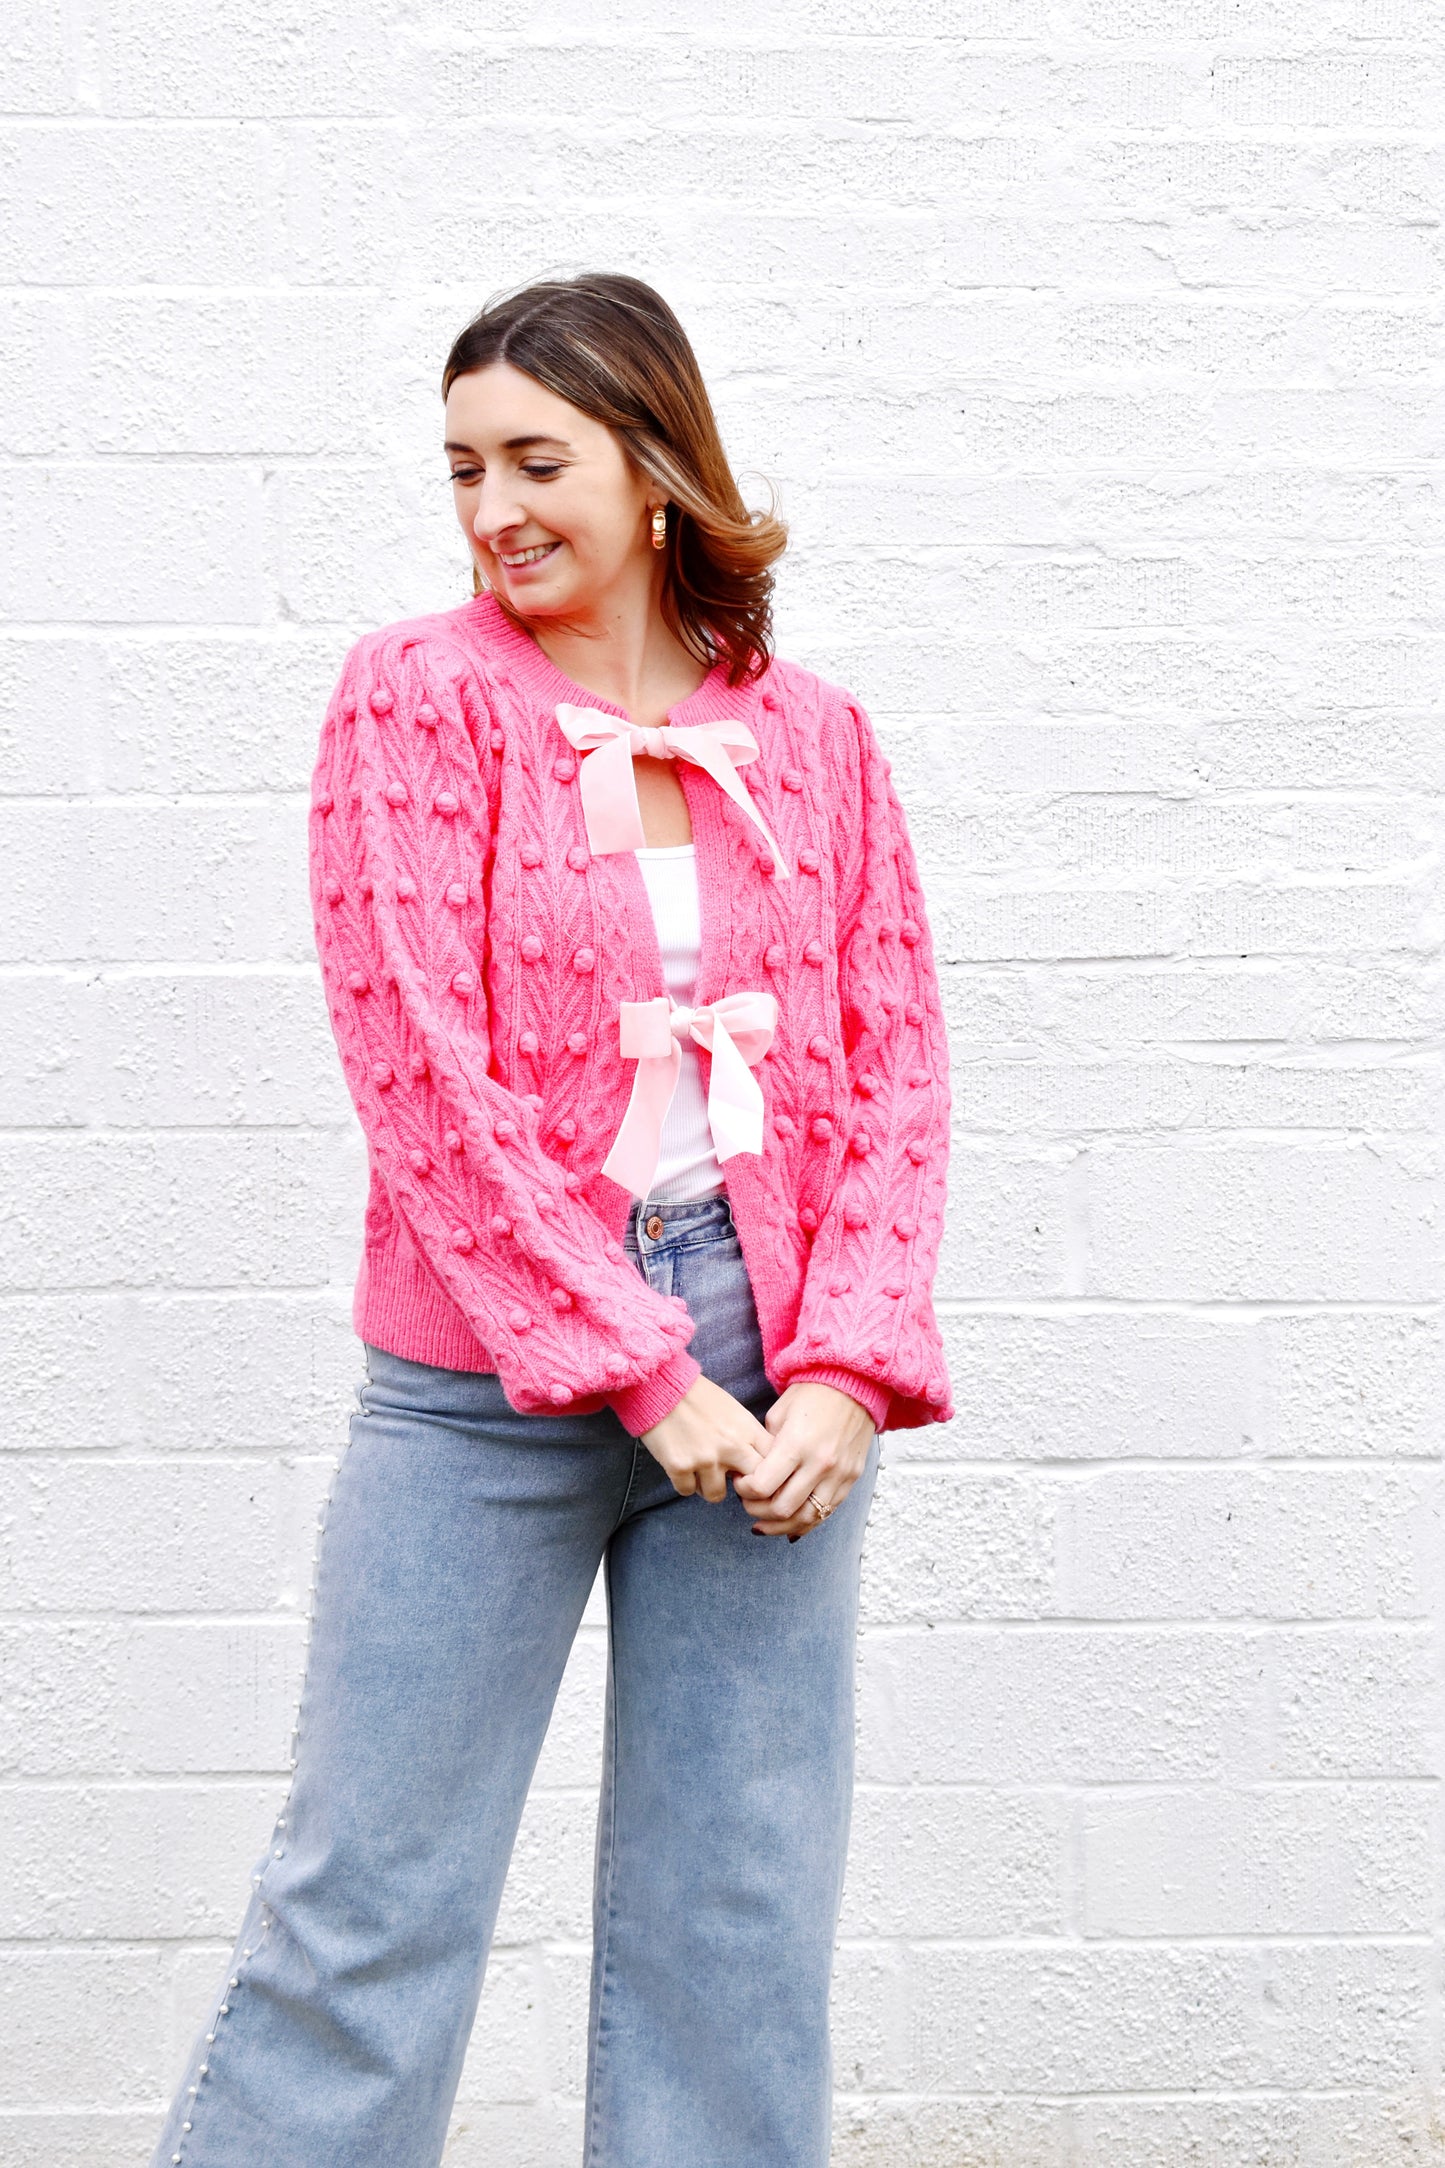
473;485;526;546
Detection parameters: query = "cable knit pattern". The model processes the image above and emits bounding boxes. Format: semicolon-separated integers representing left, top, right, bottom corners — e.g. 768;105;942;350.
309;591;954;1437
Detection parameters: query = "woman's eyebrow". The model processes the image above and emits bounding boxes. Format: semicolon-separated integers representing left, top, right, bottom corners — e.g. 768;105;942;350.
443;435;574;454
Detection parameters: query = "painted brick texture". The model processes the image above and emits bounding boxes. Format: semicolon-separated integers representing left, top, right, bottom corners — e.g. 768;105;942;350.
3;2;1442;2162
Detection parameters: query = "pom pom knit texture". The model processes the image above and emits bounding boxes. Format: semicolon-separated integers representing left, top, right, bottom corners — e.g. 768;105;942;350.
309;590;954;1438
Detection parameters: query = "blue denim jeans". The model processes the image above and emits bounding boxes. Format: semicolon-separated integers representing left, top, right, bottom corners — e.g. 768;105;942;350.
150;1191;879;2168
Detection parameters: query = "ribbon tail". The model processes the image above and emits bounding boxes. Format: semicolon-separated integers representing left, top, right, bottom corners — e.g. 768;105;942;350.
579;731;647;856
600;1046;682;1194
705;1014;765;1163
681;740;791;880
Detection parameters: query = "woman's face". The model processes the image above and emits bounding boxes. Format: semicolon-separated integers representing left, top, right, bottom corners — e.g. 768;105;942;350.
444;360;660;625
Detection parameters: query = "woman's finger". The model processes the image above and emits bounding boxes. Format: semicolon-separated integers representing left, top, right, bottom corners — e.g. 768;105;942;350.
754;1501;823;1538
752;1468;857;1537
733;1438;805;1503
751;1463;825;1526
718;1433;764;1477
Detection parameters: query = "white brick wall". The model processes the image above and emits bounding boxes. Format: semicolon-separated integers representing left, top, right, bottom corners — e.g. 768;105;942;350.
3;2;1442;2159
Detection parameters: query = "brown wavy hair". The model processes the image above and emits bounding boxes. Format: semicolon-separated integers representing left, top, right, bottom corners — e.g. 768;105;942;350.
441;273;787;688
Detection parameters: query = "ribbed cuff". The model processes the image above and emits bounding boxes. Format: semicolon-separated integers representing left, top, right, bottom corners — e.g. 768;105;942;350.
607;1344;703;1438
786;1364;891;1434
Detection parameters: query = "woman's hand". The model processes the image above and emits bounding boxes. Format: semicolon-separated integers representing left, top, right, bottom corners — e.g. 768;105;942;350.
733;1381;876;1539
639;1373;772;1502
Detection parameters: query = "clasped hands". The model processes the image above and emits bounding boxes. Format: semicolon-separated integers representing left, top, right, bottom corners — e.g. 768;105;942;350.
640;1374;875;1540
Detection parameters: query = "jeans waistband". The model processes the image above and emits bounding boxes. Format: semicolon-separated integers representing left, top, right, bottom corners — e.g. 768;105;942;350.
623;1188;733;1254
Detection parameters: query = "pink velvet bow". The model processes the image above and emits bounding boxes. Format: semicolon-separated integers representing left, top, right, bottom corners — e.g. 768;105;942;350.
600;992;778;1198
554;705;791;880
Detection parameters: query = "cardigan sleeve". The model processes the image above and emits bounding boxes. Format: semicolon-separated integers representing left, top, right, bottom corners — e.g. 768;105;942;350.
309;626;701;1435
771;687;955;1434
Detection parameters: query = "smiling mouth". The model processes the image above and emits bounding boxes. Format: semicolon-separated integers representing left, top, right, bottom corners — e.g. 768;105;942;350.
498;541;561;568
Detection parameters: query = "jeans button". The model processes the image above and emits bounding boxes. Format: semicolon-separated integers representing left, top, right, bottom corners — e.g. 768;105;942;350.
645;1214;664;1240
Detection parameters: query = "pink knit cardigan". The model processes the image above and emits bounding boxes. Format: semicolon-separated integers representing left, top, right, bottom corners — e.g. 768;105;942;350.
309;590;954;1438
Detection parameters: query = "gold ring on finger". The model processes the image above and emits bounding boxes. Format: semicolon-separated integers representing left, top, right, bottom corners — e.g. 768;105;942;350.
806;1490;831;1521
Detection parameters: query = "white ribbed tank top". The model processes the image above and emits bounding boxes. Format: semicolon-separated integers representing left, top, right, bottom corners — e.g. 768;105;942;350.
632;843;725;1204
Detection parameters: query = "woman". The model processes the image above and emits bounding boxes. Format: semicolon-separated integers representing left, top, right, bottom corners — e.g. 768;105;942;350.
151;273;953;2168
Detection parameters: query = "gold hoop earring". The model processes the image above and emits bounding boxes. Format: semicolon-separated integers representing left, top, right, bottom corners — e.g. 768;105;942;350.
651;505;668;550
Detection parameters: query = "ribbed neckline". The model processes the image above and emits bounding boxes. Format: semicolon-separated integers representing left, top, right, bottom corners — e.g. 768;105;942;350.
466;588;746;728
